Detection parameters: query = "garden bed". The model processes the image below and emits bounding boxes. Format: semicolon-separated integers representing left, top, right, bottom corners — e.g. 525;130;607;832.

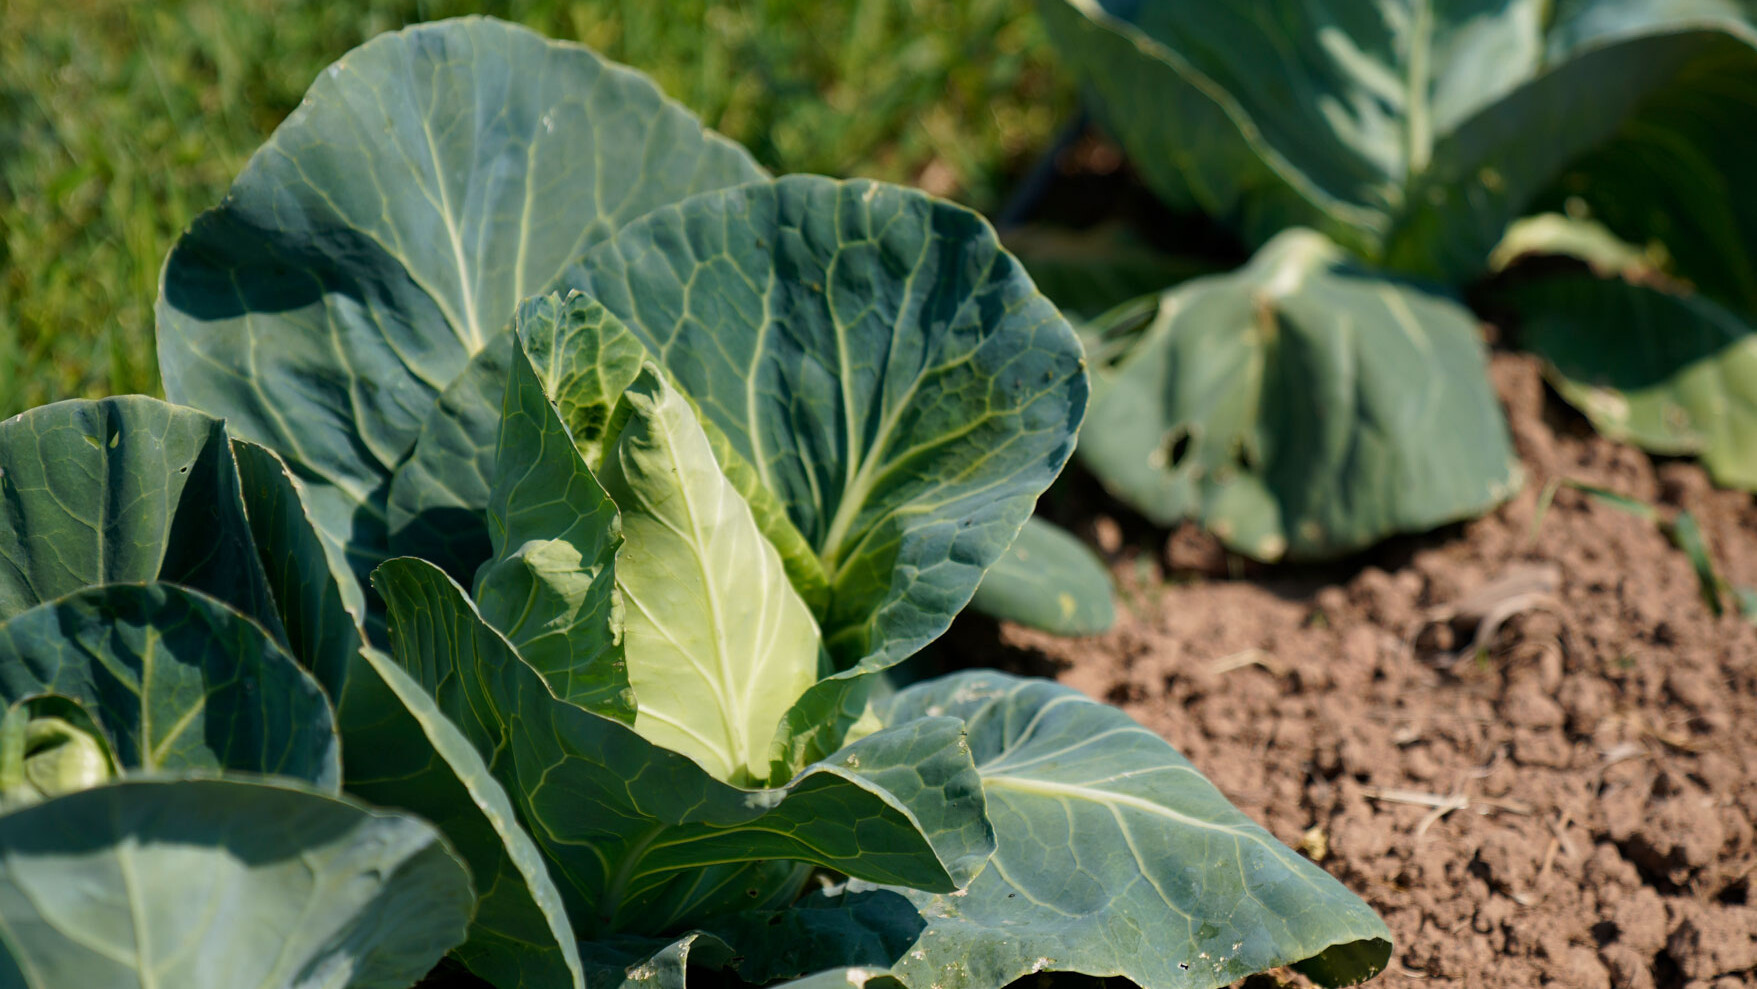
953;352;1757;988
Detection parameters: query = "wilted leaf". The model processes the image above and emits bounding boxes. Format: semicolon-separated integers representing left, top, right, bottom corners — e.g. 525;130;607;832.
1079;229;1518;561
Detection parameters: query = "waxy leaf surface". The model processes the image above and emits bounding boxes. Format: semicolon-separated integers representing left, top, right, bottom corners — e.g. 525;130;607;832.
0;779;471;989
860;670;1393;989
374;557;994;939
0;583;337;788
1079;230;1518;561
970;517;1116;636
0;398;278;633
234;440;586;989
158;15;765;599
1043;0;1757;279
564;175;1088;670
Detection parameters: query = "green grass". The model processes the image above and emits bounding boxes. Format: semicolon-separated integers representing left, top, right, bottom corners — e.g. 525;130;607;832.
0;0;1070;417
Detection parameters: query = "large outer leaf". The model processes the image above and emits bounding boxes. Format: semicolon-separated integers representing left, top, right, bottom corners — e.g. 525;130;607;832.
1510;274;1757;489
158;15;765;598
858;671;1392;989
0;397;279;633
0;778;471;989
374;557;994;939
1079;229;1519;561
1042;0;1757;279
599;368;823;786
970;516;1116;636
232;440;586;989
563;175;1088;670
0;583;338;788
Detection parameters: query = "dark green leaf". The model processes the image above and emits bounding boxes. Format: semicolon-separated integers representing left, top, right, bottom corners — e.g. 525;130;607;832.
563;175;1088;670
1079;230;1519;561
0;397;280;634
158;16;766;599
1509;274;1757;488
0;778;472;989
0;583;338;788
388;329;515;583
970;517;1115;635
1003;222;1218;322
475;321;631;719
234;439;587;989
374;557;994;938
1042;0;1757;279
862;670;1393;989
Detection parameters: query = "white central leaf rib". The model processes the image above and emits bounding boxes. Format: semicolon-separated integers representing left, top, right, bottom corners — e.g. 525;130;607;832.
658;413;749;774
607;369;821;785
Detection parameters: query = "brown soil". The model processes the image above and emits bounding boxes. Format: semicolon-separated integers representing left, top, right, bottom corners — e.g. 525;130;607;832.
991;353;1757;989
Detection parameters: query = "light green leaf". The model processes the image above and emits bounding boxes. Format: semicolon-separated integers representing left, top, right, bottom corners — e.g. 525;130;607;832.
0;397;281;635
970;517;1115;635
475;320;631;720
1079;229;1519;561
862;670;1393;989
157;15;766;598
0;583;338;789
386;291;831;615
0;778;472;989
374;557;993;939
0;703;113;809
563;175;1088;670
599;368;823;786
1042;0;1757;279
233;440;587;989
1510;274;1757;488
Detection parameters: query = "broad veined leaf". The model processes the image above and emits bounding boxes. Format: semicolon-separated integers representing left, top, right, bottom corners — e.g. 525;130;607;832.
0;778;472;989
1508;273;1757;489
233;440;587;989
1041;0;1757;279
857;670;1393;989
970;516;1116;635
388;292;833;614
157;15;766;600
598;367;823;786
474;323;632;720
563;175;1088;670
373;557;994;939
0;583;338;789
1078;229;1519;561
0;397;280;634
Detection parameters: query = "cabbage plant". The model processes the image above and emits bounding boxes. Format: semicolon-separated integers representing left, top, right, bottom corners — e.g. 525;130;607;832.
144;15;1391;989
1040;0;1757;555
0;397;475;988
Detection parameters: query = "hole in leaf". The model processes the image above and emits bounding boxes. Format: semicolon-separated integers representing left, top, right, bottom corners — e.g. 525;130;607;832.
1162;428;1192;470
